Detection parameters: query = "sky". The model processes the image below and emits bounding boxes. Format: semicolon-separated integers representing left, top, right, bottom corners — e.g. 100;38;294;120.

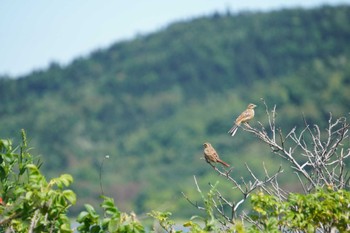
0;0;349;77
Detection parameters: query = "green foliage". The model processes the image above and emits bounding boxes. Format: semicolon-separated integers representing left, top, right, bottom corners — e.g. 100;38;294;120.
0;130;75;232
189;181;229;232
76;196;145;233
148;185;350;233
249;188;350;232
0;132;145;232
149;182;237;233
148;211;181;233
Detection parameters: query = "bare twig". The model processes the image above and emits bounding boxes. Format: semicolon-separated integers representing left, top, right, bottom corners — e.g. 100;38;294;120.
187;101;350;229
242;102;350;192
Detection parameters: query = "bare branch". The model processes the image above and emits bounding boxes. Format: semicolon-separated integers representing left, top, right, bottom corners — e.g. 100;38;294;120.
189;102;350;229
242;102;350;191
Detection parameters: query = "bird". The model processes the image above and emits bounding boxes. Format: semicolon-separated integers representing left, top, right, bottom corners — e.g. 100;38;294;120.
228;103;257;137
203;142;230;167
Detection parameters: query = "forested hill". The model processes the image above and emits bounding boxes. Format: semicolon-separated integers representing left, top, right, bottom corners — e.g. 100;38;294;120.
1;5;350;217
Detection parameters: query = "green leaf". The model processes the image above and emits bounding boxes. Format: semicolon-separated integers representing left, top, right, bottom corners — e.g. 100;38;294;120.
62;190;77;205
108;218;119;232
60;223;73;233
13;186;26;196
307;224;314;233
0;166;6;179
90;225;102;233
76;211;89;222
60;174;74;186
85;204;96;215
25;191;33;200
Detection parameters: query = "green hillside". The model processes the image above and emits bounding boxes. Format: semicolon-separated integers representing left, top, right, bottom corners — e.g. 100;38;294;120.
1;5;350;217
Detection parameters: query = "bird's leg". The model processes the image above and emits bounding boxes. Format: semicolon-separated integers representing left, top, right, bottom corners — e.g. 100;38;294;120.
205;158;215;167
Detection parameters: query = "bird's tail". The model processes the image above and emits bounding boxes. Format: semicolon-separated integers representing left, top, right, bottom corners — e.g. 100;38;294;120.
228;124;239;137
217;159;230;167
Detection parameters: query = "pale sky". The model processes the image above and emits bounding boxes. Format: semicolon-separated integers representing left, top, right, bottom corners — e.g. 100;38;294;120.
0;0;349;77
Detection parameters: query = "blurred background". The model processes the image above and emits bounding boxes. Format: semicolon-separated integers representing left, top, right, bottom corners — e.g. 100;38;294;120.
1;0;350;219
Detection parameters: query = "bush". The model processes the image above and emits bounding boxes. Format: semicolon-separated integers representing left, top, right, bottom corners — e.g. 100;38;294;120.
0;130;144;233
0;130;75;232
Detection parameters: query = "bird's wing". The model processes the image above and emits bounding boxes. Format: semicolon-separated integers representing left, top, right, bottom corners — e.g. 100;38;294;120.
212;150;220;160
236;109;251;123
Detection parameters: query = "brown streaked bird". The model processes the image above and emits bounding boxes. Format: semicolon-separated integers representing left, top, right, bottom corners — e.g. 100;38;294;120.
203;142;230;167
228;103;257;137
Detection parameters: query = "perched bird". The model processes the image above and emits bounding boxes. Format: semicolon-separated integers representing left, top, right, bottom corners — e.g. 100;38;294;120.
228;103;257;137
203;142;230;167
